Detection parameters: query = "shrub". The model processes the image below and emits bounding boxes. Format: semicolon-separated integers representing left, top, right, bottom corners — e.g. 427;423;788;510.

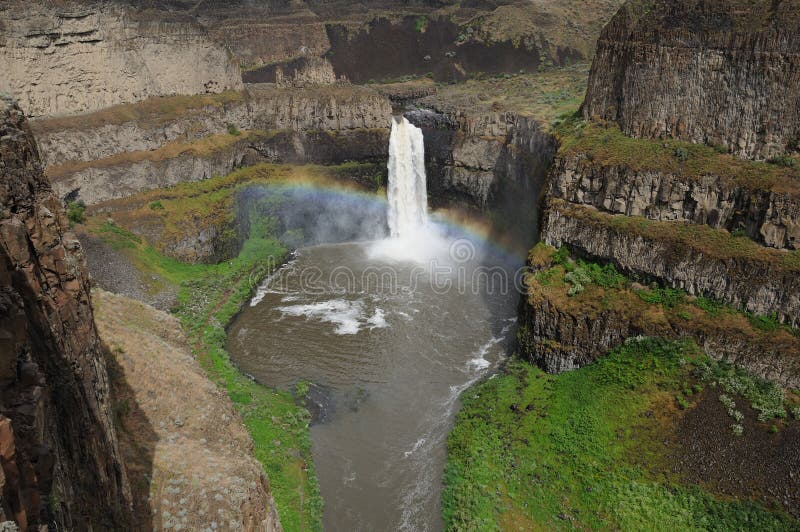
730;228;748;238
551;246;570;265
565;267;591;296
227;123;241;136
700;362;787;422
749;313;782;332
674;147;690;162
66;200;86;226
149;200;165;210
694;296;724;316
731;424;744;436
636;287;685;309
767;155;797;168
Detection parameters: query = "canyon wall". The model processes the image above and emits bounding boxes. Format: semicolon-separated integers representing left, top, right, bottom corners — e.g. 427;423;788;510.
583;0;800;160
31;85;392;204
0;96;132;529
406;108;556;210
549;153;800;250
0;2;242;118
542;199;800;327
518;0;800;384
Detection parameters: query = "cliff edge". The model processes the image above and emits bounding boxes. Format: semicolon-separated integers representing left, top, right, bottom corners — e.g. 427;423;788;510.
0;95;132;528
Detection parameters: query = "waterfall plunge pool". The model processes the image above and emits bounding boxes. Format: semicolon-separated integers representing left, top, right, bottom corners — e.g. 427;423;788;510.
226;117;528;530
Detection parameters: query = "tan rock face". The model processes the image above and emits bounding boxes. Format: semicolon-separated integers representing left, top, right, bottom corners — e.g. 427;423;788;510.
93;289;282;532
0;96;132;528
30;85;392;205
583;0;800;160
0;2;242;117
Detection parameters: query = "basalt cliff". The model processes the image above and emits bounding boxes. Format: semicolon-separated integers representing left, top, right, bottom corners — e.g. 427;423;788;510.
583;0;800;160
0;95;282;530
0;95;131;529
519;0;800;385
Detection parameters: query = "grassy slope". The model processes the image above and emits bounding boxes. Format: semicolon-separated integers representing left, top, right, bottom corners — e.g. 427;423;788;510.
443;339;799;530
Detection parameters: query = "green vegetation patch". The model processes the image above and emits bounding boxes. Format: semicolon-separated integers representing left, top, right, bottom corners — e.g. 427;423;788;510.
86;196;324;531
553;116;800;195
443;338;798;530
175;237;323;532
89;162;384;259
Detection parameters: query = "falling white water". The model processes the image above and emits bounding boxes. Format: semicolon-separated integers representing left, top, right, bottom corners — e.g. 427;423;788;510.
387;116;428;238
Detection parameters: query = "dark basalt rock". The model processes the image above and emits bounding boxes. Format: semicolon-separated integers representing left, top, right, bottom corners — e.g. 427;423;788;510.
0;96;132;529
583;0;800;160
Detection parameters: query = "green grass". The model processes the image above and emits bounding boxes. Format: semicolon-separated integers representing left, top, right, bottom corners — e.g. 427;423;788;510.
443;338;797;530
88;219;323;531
175;237;323;532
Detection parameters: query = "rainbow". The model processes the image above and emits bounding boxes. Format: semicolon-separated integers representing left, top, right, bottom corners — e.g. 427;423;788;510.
244;178;530;264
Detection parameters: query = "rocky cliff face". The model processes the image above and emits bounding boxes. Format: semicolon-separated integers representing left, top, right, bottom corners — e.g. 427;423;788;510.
0;96;132;528
550;153;800;250
31;85;392;204
518;263;800;389
406;108;556;210
0;1;242;117
93;289;282;531
542;199;800;327
583;0;800;160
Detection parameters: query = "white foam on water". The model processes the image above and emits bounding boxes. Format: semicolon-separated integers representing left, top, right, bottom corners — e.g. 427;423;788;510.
403;437;427;458
276;300;365;335
367;308;388;329
276;299;392;335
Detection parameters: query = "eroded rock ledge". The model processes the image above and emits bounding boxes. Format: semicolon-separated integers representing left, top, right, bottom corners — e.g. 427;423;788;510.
550;152;800;250
542;199;800;327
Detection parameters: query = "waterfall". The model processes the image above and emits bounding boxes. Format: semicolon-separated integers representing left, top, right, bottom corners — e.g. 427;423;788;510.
387;116;428;238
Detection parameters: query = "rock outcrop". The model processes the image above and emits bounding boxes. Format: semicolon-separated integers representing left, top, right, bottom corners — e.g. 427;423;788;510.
583;0;800;160
406;108;556;209
31;85;392;204
518;263;800;389
0;96;132;528
93;289;282;532
542;199;800;327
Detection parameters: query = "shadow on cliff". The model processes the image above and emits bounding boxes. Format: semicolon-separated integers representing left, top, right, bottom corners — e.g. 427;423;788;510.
101;341;158;531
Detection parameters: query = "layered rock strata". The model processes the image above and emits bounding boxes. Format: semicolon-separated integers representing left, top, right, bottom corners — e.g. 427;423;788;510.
541;199;800;327
406;108;557;209
31;85;392;204
519;262;800;389
549;153;800;250
0;2;242;117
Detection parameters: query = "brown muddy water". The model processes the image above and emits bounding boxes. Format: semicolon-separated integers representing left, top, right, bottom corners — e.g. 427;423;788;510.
227;232;521;531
